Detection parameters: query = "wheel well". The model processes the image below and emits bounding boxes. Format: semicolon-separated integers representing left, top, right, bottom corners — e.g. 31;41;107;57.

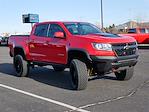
68;50;91;65
14;47;26;60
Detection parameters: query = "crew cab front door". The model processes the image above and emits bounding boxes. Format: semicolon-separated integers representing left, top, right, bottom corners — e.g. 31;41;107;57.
46;24;67;64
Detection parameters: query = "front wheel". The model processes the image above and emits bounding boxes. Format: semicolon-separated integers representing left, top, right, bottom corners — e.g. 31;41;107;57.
13;55;29;77
70;59;88;90
115;67;134;81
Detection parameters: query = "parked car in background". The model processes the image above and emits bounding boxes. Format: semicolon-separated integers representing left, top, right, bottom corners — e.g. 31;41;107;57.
0;36;2;45
120;28;149;44
0;36;9;46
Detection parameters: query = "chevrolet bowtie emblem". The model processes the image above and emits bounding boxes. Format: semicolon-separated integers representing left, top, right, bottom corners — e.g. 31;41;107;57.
124;43;129;50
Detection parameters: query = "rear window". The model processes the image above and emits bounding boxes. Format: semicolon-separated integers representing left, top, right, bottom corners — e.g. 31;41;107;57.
128;29;137;33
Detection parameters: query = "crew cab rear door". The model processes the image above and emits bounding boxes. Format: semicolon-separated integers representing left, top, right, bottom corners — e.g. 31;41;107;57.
29;24;49;62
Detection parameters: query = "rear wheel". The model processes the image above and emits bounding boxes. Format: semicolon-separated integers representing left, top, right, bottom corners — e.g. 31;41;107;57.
70;59;88;90
115;67;134;81
13;55;29;77
52;65;65;72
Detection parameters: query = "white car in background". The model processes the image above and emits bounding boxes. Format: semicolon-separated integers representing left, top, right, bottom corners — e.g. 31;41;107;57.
0;36;9;46
0;36;2;45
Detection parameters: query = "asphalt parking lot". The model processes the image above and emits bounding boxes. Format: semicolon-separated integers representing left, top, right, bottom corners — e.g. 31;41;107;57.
0;46;149;112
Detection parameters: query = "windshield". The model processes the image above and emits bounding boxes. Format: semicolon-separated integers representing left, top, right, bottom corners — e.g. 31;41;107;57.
64;23;102;35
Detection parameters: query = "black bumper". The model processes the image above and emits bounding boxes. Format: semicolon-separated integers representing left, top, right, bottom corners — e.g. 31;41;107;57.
90;55;139;73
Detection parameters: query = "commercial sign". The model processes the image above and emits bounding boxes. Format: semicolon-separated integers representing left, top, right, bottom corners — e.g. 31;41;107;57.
22;14;39;23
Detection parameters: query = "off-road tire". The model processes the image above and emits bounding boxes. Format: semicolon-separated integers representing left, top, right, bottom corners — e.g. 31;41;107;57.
13;55;29;77
115;67;134;81
70;59;88;90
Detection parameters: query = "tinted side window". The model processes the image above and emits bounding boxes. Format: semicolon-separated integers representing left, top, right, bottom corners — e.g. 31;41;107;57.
34;24;49;37
48;24;65;37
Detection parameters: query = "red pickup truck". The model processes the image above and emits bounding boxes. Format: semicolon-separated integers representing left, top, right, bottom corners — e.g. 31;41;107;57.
120;28;149;44
9;21;139;90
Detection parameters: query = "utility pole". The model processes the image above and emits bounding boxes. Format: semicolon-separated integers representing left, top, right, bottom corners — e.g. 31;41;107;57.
101;0;104;31
31;23;34;28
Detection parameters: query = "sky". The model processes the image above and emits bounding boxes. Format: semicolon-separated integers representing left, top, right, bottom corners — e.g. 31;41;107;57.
0;0;149;34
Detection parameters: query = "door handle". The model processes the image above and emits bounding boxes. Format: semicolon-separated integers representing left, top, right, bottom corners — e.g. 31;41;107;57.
28;39;35;43
56;45;63;47
46;41;50;44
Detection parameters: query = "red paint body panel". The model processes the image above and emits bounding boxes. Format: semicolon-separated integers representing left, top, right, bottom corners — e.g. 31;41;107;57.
30;36;67;64
120;28;149;44
8;21;137;65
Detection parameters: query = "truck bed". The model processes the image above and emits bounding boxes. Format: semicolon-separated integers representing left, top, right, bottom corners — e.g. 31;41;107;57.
10;35;29;37
8;35;30;56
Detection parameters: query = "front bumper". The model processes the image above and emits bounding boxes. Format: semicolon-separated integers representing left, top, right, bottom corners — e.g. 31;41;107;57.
90;55;139;73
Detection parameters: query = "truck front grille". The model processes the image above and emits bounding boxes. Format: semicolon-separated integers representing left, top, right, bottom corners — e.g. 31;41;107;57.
112;42;137;56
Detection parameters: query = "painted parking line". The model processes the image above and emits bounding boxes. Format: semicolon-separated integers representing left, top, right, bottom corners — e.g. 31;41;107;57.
0;83;90;112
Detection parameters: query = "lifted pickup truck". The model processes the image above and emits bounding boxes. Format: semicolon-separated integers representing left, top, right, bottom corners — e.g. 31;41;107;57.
9;21;139;90
120;28;149;44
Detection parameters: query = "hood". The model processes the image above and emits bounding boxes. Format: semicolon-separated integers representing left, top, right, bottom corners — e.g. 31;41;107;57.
87;33;120;38
74;33;136;44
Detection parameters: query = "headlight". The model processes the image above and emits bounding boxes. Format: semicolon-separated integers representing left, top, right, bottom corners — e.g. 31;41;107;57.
92;43;112;51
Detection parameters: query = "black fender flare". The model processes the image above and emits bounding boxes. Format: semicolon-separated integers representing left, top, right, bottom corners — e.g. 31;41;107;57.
68;48;92;62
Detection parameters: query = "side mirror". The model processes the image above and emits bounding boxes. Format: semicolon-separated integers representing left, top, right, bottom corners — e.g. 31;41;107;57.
54;32;65;38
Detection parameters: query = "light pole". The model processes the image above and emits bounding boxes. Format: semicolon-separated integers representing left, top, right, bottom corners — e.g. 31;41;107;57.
100;0;104;31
